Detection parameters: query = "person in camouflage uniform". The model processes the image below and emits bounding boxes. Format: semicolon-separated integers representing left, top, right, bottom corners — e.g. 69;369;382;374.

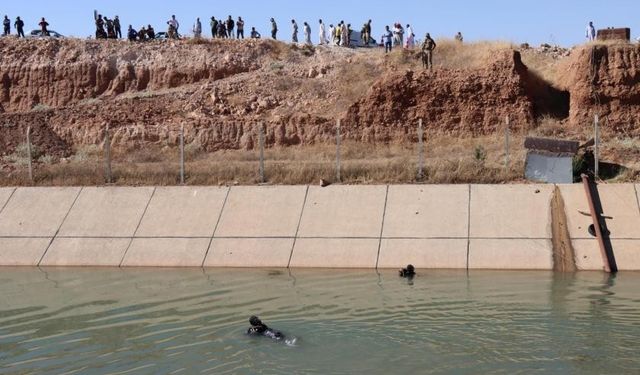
421;33;436;70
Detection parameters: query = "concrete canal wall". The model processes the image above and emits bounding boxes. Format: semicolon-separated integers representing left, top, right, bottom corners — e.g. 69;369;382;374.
0;184;638;270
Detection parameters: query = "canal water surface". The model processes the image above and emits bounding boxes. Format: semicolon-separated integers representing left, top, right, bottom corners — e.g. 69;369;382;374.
1;269;639;374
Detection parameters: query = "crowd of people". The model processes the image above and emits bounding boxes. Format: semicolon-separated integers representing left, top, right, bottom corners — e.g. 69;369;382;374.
1;12;500;71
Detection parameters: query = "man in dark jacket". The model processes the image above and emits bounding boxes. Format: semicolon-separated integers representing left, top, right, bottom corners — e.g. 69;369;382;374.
14;16;24;37
114;16;122;38
225;16;235;39
3;15;10;36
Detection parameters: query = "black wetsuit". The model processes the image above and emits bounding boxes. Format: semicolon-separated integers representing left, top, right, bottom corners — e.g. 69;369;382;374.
247;323;285;340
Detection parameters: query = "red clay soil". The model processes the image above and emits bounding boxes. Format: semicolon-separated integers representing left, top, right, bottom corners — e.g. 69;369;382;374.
561;44;640;133
343;50;570;137
0;38;638;158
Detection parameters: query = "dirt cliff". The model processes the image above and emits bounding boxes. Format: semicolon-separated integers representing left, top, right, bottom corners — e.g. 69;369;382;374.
343;50;569;136
0;38;638;159
561;44;640;133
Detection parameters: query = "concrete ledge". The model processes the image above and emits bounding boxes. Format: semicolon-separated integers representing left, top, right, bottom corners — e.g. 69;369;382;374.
0;188;15;212
41;238;131;267
136;187;228;237
215;186;307;237
290;239;379;268
560;184;640;239
298;186;386;238
122;238;211;267
58;187;154;237
572;239;640;271
468;239;553;270
0;238;51;266
204;238;294;268
0;187;80;237
378;239;468;269
470;185;553;239
383;185;468;238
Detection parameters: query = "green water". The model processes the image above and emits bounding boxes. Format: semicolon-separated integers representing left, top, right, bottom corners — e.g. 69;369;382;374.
1;269;639;374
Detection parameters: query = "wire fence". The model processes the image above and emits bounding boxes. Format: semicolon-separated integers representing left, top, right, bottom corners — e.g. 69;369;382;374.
1;116;607;186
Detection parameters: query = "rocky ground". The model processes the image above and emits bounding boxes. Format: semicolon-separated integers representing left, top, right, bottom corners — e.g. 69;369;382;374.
0;37;638;184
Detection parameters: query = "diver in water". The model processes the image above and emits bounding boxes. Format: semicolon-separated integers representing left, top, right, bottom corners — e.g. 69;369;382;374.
399;264;416;278
247;316;285;341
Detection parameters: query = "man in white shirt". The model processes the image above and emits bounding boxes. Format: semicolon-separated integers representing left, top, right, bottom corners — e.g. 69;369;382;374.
586;21;596;42
319;19;326;45
168;15;179;37
193;18;202;38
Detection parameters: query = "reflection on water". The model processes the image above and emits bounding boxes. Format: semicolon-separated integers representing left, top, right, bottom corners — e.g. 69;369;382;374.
1;268;639;374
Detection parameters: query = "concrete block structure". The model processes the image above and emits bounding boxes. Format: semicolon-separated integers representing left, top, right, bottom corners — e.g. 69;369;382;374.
0;184;638;270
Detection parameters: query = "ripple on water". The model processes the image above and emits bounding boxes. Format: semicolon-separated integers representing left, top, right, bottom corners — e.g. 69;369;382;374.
0;269;639;374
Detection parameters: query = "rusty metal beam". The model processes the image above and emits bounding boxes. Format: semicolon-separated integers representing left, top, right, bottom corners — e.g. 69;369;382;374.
581;174;617;273
524;137;579;154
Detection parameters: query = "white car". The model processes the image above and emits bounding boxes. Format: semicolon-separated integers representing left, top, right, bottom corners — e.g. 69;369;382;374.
27;30;65;38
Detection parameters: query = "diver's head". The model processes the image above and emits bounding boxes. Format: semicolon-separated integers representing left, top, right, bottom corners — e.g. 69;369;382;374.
249;316;262;326
406;264;415;273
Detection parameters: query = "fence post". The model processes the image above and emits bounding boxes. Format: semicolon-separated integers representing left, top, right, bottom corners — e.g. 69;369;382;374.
104;123;112;184
594;114;599;180
26;126;33;182
180;124;185;185
505;115;510;171
417;119;424;180
258;123;265;183
336;120;341;183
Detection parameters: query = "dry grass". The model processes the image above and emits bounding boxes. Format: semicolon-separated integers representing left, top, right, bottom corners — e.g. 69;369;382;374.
433;39;515;69
1;132;531;186
3;122;638;187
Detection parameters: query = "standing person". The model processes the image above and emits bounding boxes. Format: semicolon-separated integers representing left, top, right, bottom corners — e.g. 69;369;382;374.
363;19;372;45
168;15;179;36
341;21;349;47
421;33;436;70
39;17;49;36
318;19;326;45
193;17;202;38
291;19;298;43
405;24;415;48
114;16;122;38
138;26;146;41
210;17;218;38
217;21;226;38
586;21;596;42
383;26;393;53
303;21;311;45
455;31;463;43
270;18;278;39
236;16;244;39
106;17;116;39
226;16;235;39
3;15;10;36
95;14;105;38
14;16;24;38
328;24;334;46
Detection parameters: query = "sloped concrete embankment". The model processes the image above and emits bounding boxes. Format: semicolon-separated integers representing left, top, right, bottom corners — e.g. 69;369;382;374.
0;184;638;270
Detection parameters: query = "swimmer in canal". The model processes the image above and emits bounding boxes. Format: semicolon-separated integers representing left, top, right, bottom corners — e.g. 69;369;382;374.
247;316;285;341
399;264;416;278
